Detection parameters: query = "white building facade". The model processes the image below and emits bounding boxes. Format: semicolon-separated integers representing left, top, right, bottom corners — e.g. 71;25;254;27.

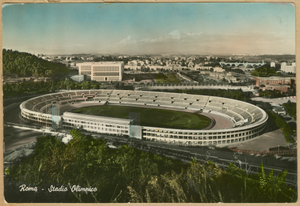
213;67;225;73
280;62;296;73
270;62;276;67
63;112;131;136
77;62;124;82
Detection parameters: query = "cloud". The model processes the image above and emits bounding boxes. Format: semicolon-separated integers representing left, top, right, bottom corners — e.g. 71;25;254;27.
186;32;203;36
168;30;181;39
117;35;138;46
120;35;131;43
115;30;203;47
140;36;164;43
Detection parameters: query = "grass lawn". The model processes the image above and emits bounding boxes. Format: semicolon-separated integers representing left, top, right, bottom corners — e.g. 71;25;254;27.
70;105;210;129
155;74;181;84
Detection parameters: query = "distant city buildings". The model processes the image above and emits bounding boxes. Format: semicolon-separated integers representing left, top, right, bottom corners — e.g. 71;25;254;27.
280;62;296;73
86;57;94;61
33;52;295;89
254;76;296;92
207;71;238;83
77;62;124;82
66;57;74;61
219;61;265;67
187;61;194;68
265;85;290;93
213;67;225;73
254;76;295;87
194;65;212;70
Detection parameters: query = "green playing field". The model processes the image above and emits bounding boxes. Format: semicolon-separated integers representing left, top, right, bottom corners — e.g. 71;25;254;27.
70;105;211;130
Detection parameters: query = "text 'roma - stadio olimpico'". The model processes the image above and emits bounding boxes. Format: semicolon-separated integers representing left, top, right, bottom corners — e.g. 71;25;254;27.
20;89;268;146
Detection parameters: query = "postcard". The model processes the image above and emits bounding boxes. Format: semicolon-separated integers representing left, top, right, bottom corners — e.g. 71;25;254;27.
2;1;298;204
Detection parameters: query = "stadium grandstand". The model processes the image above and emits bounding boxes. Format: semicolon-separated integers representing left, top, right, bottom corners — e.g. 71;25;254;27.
20;90;268;146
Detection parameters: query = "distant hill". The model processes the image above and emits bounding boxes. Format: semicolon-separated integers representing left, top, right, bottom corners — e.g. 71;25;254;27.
3;49;70;77
258;54;295;61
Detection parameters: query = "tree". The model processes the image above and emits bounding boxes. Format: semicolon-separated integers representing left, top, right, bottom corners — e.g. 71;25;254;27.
3;49;70;78
251;66;277;77
45;70;53;76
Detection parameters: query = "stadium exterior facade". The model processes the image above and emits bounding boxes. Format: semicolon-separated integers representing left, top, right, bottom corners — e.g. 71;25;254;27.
20;90;268;146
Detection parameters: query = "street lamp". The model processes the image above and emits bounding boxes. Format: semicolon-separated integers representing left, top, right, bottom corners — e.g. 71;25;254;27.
206;151;210;161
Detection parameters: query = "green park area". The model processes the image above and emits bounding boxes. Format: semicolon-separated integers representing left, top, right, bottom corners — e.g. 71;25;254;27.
251;66;277;77
283;102;296;120
268;111;295;143
71;105;210;129
155;74;181;84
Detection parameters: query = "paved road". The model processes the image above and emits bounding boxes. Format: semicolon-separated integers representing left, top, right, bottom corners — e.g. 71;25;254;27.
4;127;43;152
3;99;49;152
251;96;297;142
251;96;296;105
132;139;297;172
226;129;293;151
3;94;46;107
87;131;297;173
97;134;297;186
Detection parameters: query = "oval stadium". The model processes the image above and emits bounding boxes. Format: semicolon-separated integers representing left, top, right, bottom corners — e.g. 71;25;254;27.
20;90;268;146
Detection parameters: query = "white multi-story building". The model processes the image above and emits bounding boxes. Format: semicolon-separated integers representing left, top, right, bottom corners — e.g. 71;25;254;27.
194;65;212;71
280;62;296;73
128;60;138;66
77;62;124;82
270;62;276;67
213;67;225;73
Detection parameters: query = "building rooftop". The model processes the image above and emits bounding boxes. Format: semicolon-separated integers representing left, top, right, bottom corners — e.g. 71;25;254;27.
254;76;295;80
272;107;285;112
76;61;124;65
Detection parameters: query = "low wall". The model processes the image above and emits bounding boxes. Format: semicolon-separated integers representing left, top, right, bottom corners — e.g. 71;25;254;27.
139;84;255;92
231;148;297;156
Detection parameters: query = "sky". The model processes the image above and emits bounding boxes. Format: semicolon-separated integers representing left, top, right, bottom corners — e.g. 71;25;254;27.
2;3;296;55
